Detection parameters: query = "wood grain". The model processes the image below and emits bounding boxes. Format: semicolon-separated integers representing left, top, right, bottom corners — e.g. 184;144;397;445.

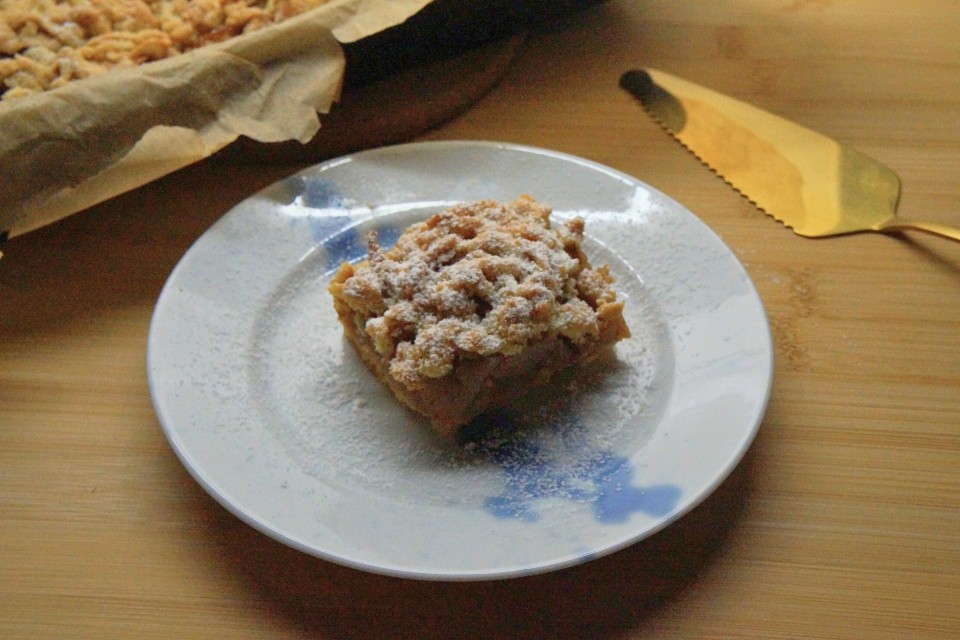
2;1;959;638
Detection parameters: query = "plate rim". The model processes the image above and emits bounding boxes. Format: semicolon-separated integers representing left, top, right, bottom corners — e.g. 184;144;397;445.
147;139;774;581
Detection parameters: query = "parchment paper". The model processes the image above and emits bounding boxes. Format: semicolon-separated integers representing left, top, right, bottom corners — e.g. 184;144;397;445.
0;0;434;239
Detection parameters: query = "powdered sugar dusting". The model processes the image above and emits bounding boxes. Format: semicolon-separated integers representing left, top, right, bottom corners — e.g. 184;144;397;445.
247;206;671;508
329;197;628;395
151;141;771;578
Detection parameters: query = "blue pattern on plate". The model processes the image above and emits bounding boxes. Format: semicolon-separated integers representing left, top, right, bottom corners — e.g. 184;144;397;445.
322;226;367;270
466;413;682;525
320;217;405;271
281;176;354;246
290;176;349;209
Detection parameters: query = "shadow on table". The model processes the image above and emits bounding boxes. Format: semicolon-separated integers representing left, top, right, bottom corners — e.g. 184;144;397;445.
887;232;960;283
209;440;760;639
0;159;294;333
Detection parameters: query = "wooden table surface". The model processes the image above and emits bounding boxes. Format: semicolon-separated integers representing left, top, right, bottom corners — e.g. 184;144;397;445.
2;1;958;638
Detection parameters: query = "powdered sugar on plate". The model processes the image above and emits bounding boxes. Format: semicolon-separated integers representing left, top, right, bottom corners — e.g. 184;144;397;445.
248;205;672;509
148;141;771;579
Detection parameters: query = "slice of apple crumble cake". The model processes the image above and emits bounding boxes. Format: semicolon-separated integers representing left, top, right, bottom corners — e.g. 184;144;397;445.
328;195;630;440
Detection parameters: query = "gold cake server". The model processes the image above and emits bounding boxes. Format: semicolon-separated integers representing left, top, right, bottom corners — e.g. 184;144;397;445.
620;68;960;243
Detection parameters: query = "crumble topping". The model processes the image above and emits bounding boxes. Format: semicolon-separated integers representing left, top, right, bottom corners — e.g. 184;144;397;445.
0;0;333;100
329;196;627;391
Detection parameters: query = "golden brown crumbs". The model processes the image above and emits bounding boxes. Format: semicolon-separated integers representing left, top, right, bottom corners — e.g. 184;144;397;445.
329;196;628;391
0;0;333;100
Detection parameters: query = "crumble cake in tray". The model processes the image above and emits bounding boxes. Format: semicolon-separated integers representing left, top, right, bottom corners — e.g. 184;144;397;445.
0;0;336;100
328;196;631;440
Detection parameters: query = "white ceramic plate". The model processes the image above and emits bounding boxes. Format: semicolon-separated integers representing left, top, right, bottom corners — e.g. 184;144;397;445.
147;141;772;580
